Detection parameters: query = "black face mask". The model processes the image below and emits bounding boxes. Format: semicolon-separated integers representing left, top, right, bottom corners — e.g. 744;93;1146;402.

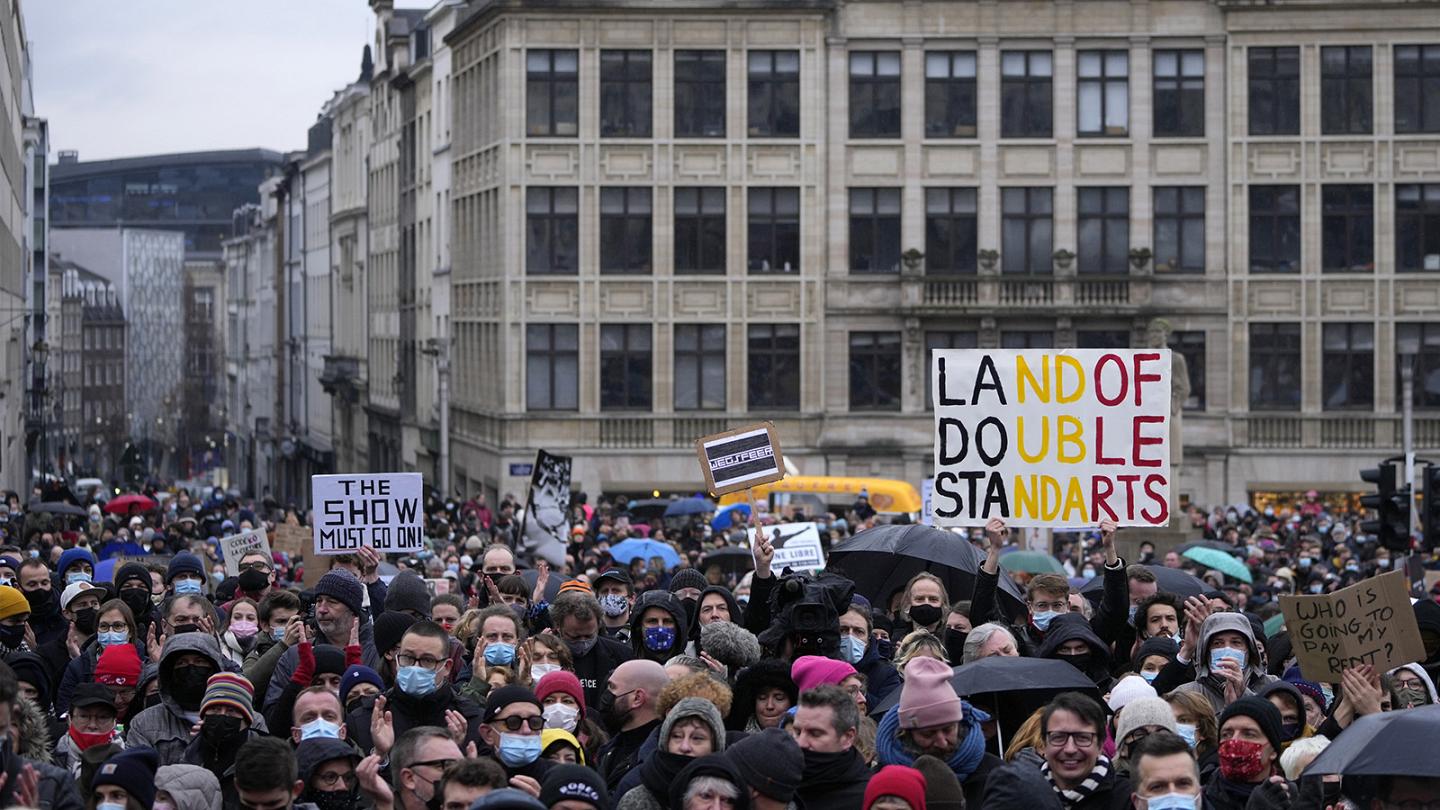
237;569;270;593
909;604;942;628
119;588;152;617
1058;651;1092;673
170;665;214;710
23;588;54;616
170;623;199;637
596;689;631;734
72;607;98;636
200;714;246;752
306;787;359;810
0;624;24;649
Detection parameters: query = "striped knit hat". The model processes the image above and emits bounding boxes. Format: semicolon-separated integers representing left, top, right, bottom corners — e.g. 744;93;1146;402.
201;672;254;724
558;579;593;596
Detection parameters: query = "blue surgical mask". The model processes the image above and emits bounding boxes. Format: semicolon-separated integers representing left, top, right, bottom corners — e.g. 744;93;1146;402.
273;626;286;641
1144;792;1199;810
173;579;202;595
1209;647;1247;673
396;665;438;697
98;631;129;648
642;625;676;652
1032;610;1061;631
1309;583;1324;594
1377;558;1391;569
1299;556;1313;568
484;642;516;666
1174;722;1198;749
840;634;866;665
1140;670;1159;684
496;732;542;767
98;803;127;810
66;571;92;586
1170;632;1183;647
300;718;342;740
446;563;459;575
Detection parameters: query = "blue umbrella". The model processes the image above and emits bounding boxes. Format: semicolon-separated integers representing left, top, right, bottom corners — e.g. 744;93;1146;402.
664;497;716;518
609;538;681;568
711;503;751;531
1182;546;1253;583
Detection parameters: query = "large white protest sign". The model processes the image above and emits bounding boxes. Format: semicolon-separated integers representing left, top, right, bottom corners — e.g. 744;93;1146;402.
931;349;1172;528
769;522;825;572
312;473;425;554
219;528;271;577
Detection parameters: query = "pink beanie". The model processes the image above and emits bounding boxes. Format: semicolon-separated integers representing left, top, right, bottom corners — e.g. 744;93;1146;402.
791;656;857;694
898;656;963;729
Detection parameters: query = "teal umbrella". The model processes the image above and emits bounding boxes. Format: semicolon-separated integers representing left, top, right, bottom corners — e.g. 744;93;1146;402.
1182;546;1253;583
998;550;1066;575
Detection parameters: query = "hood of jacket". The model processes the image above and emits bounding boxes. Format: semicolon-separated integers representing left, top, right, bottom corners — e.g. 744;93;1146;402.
629;590;689;659
158;632;227;714
14;693;53;764
156;763;223;810
1194;612;1265;681
1036;613;1110;661
1413;600;1440;666
1389;662;1440;704
691;585;744;634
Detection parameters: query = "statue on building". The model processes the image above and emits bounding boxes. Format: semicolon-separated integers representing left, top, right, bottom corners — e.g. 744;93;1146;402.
1144;318;1189;469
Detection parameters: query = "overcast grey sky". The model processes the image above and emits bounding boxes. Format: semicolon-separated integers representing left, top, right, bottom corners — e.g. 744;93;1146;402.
27;1;427;161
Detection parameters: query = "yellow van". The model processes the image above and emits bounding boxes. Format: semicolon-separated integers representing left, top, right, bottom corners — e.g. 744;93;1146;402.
718;475;922;515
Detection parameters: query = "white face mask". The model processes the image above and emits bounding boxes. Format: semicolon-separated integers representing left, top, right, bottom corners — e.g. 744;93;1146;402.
542;702;579;732
531;663;561;683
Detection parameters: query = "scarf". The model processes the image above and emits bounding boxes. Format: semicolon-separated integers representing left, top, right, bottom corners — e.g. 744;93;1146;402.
875;700;991;781
639;750;693;802
1041;754;1111;807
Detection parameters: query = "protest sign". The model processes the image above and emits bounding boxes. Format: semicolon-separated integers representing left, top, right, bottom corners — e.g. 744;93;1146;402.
696;423;785;496
1279;570;1426;683
931;349;1172;528
520;450;571;567
920;477;934;526
769;522;825;572
272;524;309;558
427;577;451;596
312;472;424;554
219;528;271;577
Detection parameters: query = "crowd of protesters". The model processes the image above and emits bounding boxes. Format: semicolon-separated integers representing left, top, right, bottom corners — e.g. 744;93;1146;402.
0;482;1431;810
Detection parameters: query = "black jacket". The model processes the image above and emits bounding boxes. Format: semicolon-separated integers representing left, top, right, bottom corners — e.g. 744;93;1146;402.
794;748;872;810
983;756;1133;810
572;635;633;709
595;718;660;795
345;683;486;754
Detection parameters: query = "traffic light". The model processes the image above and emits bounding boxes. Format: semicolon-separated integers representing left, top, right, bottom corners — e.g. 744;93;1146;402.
1361;464;1411;553
1424;464;1440;551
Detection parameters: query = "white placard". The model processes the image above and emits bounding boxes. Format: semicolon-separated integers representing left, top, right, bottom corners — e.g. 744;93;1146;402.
219;528;271;577
312;473;425;554
920;477;934;526
768;522;825;572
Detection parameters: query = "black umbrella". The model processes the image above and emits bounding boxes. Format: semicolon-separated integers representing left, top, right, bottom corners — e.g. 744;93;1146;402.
626;499;671;522
1304;704;1440;778
700;546;754;577
1079;563;1208;602
31;502;87;517
1177;540;1242;556
827;524;1026;622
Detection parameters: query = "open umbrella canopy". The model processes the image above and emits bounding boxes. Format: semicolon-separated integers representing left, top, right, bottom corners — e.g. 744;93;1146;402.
608;538;681;568
1177;540;1242;556
1304;704;1440;778
998;550;1066;575
32;502;87;517
700;546;754;576
664;497;716;518
1183;546;1253;583
1079;564;1209;601
103;494;156;515
711;503;751;531
626;499;672;521
828;524;1026;622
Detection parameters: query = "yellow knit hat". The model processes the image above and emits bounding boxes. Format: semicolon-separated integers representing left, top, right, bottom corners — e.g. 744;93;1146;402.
541;728;585;765
0;586;29;621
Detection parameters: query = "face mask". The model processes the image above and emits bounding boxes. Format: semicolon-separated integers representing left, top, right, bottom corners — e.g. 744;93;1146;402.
171;623;199;637
68;725;114;751
66;571;93;586
1031;610;1061;631
98;803;127;810
1140;670;1159;684
840;634;866;665
542;702;579;732
98;630;129;648
272;626;287;641
497;732;542;767
73;607;99;636
446;563;459;575
1209;647;1247;673
174;579;203;595
237;568;270;593
300;718;342;740
1280;722;1302;741
599;594;629;618
24;588;55;615
1309;583;1324;594
1218;738;1268;782
119;587;151;616
1143;793;1198;810
1345;563;1360;574
596;689;632;733
876;638;894;660
1377;558;1391;569
307;787;360;810
1299;557;1313;568
1128;604;1139;626
152;592;165;606
155;801;176;810
1082;568;1096;579
1058;651;1091;672
1395;685;1430;709
908;604;942;627
0;624;25;649
229;620;259;639
484;642;516;666
171;665;214;710
397;665;438;697
565;635;597;658
531;663;561;682
1174;722;1197;749
201;714;246;749
642;626;676;653
736;595;749;606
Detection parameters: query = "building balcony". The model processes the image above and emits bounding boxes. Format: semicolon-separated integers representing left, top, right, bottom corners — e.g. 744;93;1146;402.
319;355;364;402
452;410;822;452
1236;413;1440;451
897;274;1154;315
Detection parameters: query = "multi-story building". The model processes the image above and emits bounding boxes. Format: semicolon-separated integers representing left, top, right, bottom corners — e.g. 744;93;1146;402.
224;197;280;498
0;1;34;492
437;0;1440;508
52;261;125;479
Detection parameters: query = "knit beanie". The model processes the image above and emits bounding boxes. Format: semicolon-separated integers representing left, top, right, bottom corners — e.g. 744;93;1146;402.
865;765;927;810
372;610;418;657
314;568;366;618
1132;636;1180;670
660;697;728;754
0;587;27;621
1219;696;1284;753
898;656;962;729
93;746;160;807
57;548;96;579
483;685;542;724
95;643;143;686
1282;666;1327;712
114;562;152;590
668;568;707;595
791;655;857;694
384;572;431;618
724;727;802;802
1115;697;1179;744
201;672;255;725
166;553;205;585
914;755;965;810
535;671;585;718
341;665;384;707
1107;674;1158;712
470;788;547;810
539;763;608;809
312;644;346;677
558;579;593;596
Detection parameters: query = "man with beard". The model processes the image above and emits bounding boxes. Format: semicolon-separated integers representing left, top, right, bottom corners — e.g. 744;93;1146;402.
549;591;632;707
296;737;362;810
182;673;266;808
17;560;63;646
593;659;669;794
788;685;872;810
266;569;380;708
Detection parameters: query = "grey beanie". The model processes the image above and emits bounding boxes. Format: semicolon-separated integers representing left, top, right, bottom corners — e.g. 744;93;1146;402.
660;697;728;754
1115;696;1179;746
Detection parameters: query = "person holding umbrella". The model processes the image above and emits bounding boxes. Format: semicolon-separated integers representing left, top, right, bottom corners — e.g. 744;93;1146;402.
875;655;1000;807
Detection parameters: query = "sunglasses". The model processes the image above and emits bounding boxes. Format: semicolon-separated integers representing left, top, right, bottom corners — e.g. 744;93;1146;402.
492;714;544;733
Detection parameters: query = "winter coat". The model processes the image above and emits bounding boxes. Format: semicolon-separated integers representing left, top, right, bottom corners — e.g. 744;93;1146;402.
1035;613;1115;692
52;728;123;778
983;756;1134;810
156;763;224;810
616;785;664;810
629;591;689;663
127;633;269;766
182;728;267;810
57;638;148;715
854;641;901;712
265;621;379;708
793;747;872;810
572;635;634;709
1173;612;1279;715
25;757;84;810
345;683;485;754
241;632;289;702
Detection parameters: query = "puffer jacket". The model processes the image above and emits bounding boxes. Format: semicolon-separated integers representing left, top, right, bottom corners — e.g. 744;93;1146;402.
156;763;224;810
1173;612;1278;715
126;633;269;766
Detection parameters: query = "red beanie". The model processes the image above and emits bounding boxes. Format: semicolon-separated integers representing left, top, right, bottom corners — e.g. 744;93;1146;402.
865;765;927;810
95;644;142;686
535;670;586;718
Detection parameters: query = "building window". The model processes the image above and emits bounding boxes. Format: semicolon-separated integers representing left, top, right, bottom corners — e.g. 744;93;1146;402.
1077;187;1129;274
1002;187;1053;274
674;324;726;410
1322;323;1374;410
1249;322;1302;410
849;52;902;138
600;324;652;410
192;289;215;321
748;188;800;273
1322;185;1374;272
1397;184;1440;272
849;188;901;274
748;324;800;410
1077;50;1128;136
925;188;978;274
526;187;578;275
1321;46;1372;135
1001;51;1053;138
1395;44;1440;134
600;50;652;137
1153;187;1205;273
525;324;578;410
675;51;726;138
925;51;977;138
924;330;978;406
526;50;578;137
1397;323;1440;408
674;187;726;275
1077;330;1130;349
600;187;652;274
1153;49;1205;137
849;332;902;411
748;51;800;137
1001;331;1054;349
1249;185;1301;273
1248;47;1300;136
1169;330;1206;410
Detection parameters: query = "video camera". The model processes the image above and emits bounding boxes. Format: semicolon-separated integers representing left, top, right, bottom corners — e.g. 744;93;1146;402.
760;570;855;658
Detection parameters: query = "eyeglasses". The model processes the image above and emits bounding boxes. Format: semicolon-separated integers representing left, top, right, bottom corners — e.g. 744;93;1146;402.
97;622;129;633
239;561;272;573
492;715;544;733
407;758;456;773
395;653;447;671
1030;600;1069;613
312;770;357;789
1045;731;1098;748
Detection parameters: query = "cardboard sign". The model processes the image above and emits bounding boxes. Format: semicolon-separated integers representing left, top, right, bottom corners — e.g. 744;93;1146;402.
696;423;785;496
768;522;825;572
219;528;271;577
312;473;425;554
427;577;451;596
300;554;332;589
1279;570;1426;682
931;349;1172;528
272;524;309;558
